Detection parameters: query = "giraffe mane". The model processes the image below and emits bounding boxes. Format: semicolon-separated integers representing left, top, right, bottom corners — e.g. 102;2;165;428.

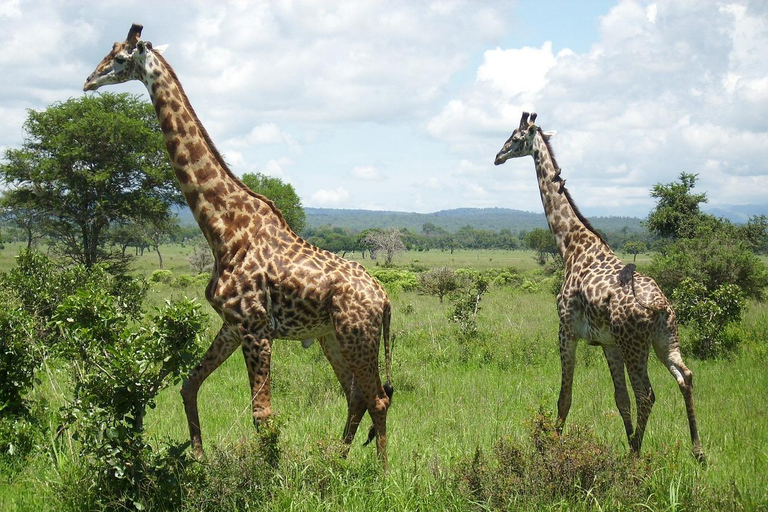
153;52;292;232
537;127;607;246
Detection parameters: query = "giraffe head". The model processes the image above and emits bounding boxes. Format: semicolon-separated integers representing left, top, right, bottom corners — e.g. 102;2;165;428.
494;112;554;165
83;24;160;91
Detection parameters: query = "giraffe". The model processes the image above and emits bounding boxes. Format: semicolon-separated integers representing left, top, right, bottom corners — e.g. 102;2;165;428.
494;112;704;461
83;24;394;466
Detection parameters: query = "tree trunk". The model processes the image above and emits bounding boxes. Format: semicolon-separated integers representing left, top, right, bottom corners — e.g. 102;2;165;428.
155;245;164;269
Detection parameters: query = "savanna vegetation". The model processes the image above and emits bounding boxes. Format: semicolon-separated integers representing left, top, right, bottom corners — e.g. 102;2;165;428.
1;239;766;511
1;97;766;511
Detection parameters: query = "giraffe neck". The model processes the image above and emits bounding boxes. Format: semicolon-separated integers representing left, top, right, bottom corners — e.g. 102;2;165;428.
531;130;603;261
140;51;286;250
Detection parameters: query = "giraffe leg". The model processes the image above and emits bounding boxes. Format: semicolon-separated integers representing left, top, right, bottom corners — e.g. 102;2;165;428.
556;324;578;434
241;332;273;426
624;347;654;455
317;335;367;457
652;330;705;462
337;333;390;468
181;324;241;457
602;345;634;442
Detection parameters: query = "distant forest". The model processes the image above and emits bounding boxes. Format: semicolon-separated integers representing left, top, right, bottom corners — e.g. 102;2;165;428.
304;207;647;236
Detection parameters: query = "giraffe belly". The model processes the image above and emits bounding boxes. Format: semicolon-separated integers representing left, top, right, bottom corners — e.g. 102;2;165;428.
571;309;615;346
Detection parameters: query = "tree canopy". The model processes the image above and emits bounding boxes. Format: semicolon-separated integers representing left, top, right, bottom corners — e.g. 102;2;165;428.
646;172;708;239
0;93;182;268
241;172;306;234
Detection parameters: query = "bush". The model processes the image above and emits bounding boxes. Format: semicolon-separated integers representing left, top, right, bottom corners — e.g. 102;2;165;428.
53;287;206;510
418;266;459;302
0;288;41;418
449;272;489;339
369;267;419;292
150;269;173;284
672;278;746;358
184;422;283;511
173;274;195;288
454;410;649;508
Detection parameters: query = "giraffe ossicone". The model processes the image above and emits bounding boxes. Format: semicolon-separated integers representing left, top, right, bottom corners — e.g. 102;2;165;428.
495;112;704;462
84;24;394;467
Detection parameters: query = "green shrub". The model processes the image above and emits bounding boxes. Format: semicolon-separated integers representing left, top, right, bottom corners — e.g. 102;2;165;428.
455;411;649;508
53;288;206;510
672;278;746;358
172;274;195;288
491;270;524;287
150;269;173;284
0;289;40;418
449;273;489;339
369;267;419;292
418;266;459;302
184;422;283;511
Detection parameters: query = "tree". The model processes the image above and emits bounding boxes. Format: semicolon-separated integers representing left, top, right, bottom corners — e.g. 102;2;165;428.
525;228;558;264
622;240;647;262
646;172;708;239
362;228;406;265
0;93;181;269
188;238;215;274
646;174;768;358
241;172;306;234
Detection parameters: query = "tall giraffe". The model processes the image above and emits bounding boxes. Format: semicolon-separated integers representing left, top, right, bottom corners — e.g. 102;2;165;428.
84;24;394;465
494;112;704;461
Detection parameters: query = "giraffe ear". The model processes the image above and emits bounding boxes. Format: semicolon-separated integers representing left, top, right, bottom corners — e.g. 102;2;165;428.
153;44;169;55
542;130;557;140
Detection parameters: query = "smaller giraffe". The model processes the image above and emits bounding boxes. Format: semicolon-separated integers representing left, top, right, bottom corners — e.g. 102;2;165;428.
494;112;704;461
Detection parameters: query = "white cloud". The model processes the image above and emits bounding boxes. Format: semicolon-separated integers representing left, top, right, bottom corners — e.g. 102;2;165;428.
260;157;294;178
310;186;351;206
351;165;382;181
426;0;768;216
476;42;557;98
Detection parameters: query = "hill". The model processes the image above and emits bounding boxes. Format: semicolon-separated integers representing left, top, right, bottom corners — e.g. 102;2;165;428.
305;207;646;234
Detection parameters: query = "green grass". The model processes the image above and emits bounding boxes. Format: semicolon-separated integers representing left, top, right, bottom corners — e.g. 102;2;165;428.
1;244;767;511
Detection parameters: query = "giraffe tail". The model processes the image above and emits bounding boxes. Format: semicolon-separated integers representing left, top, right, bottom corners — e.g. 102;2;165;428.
620;263;667;312
364;301;394;447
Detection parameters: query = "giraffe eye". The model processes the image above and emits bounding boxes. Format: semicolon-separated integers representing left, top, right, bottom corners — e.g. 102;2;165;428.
115;56;126;64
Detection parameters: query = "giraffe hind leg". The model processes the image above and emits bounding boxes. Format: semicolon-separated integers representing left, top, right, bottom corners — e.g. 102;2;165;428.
181;324;240;457
652;331;705;462
241;332;274;426
317;335;367;457
336;331;391;468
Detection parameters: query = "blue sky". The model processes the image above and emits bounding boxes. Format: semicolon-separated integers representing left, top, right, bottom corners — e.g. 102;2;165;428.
1;1;767;218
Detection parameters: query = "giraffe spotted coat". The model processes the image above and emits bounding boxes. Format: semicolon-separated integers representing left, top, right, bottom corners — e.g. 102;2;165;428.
495;112;703;461
84;24;394;466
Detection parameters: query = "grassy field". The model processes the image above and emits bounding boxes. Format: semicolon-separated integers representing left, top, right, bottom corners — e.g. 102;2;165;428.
1;243;767;511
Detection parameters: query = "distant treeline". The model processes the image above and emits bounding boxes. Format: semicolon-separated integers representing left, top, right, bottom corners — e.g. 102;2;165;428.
304;207;647;235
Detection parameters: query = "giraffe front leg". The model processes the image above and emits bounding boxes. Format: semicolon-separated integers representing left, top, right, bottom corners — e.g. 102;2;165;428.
242;333;273;427
181;324;241;458
556;323;578;434
602;345;634;443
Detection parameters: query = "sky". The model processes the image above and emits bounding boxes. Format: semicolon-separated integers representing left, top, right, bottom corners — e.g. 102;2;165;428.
1;0;767;218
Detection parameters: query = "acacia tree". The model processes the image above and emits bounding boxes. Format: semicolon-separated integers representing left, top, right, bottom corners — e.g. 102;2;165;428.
362;228;406;265
241;172;306;234
0;93;181;269
525;228;558;264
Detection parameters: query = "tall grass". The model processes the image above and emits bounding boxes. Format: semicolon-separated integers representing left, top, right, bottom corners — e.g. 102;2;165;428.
1;244;766;511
